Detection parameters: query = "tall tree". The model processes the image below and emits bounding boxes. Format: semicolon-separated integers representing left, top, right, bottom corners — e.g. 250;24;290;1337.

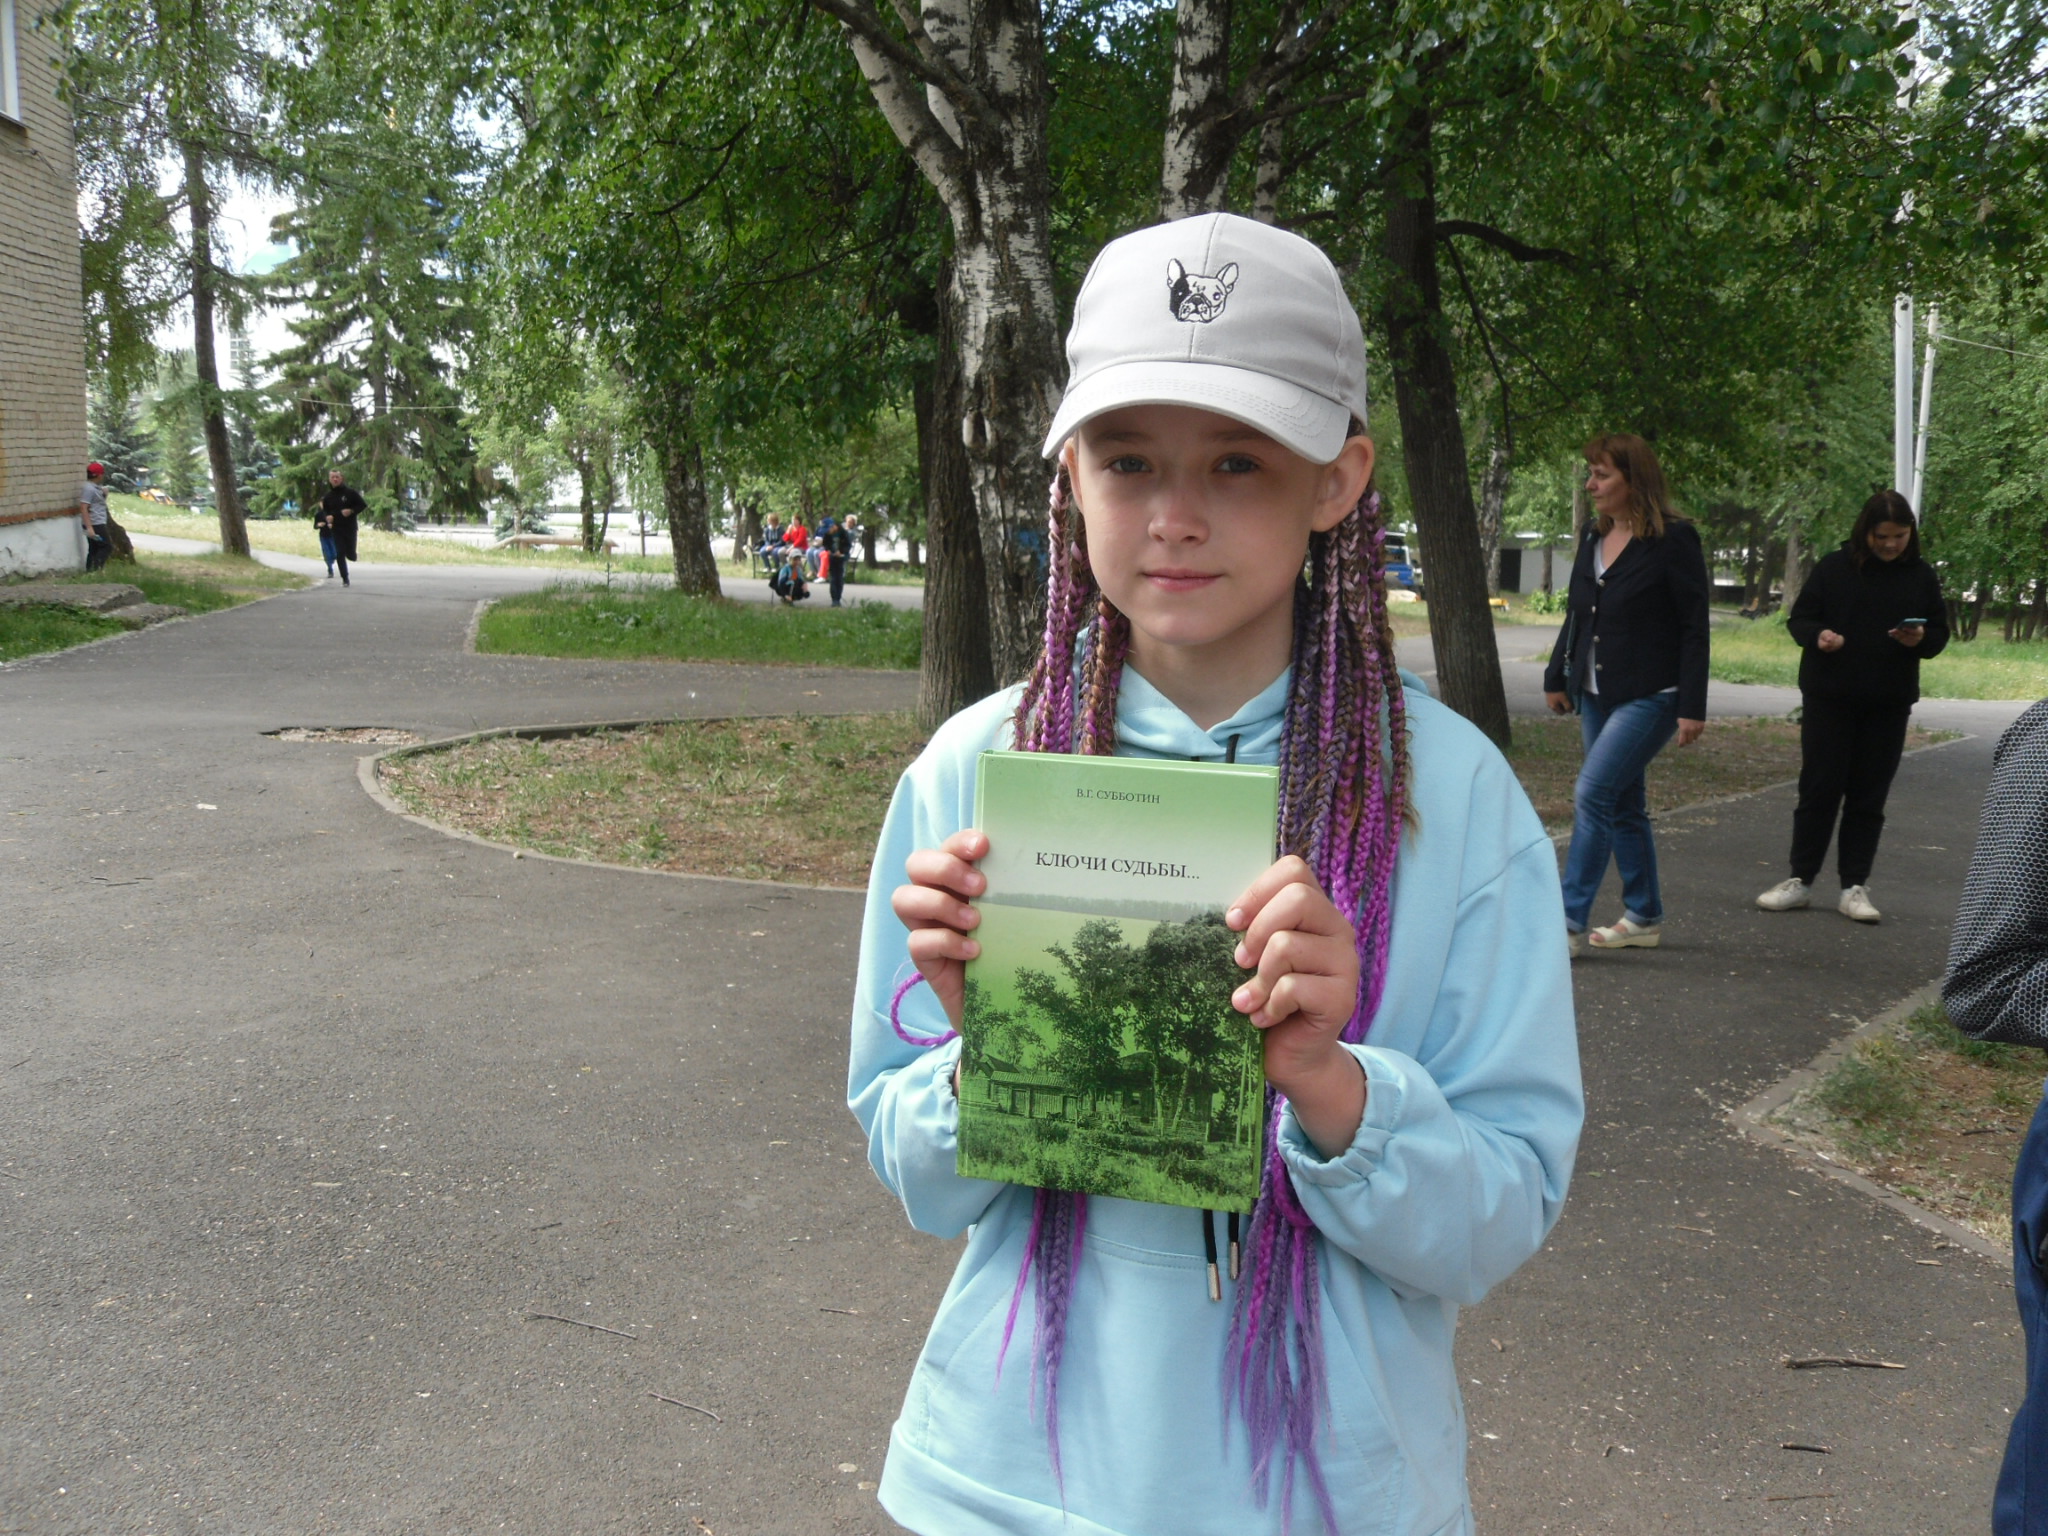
62;0;295;556
812;0;1064;681
263;15;482;528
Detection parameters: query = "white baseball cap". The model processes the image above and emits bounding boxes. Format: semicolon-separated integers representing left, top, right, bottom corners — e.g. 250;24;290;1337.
1042;212;1369;465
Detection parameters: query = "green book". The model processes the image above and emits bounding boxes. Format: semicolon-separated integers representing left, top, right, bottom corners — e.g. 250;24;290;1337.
958;750;1279;1212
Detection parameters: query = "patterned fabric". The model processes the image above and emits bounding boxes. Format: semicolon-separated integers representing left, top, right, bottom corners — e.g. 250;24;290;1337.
1946;700;2048;1045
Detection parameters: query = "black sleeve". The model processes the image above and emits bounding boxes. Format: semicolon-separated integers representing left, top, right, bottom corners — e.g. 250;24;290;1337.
1916;565;1950;661
347;490;367;514
1945;705;2048;1045
1785;559;1827;649
1669;523;1712;721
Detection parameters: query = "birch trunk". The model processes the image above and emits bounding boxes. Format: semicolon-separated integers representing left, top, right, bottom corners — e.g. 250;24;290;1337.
1379;105;1510;748
836;0;1062;681
916;263;995;729
1160;0;1236;219
184;142;248;558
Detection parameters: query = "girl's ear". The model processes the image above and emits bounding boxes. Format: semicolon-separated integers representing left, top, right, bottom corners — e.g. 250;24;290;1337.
1311;437;1376;532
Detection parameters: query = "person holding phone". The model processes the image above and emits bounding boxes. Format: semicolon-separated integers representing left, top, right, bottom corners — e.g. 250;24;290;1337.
1757;489;1949;923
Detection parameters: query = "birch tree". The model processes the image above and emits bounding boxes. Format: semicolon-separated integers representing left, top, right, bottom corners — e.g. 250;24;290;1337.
1157;0;1351;220
810;0;1063;682
64;0;297;556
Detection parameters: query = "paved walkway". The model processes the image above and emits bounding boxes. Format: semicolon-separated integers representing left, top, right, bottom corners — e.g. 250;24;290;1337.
0;565;2031;1534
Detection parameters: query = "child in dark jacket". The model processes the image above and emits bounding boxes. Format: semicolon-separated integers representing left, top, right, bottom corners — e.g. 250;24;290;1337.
1757;489;1948;923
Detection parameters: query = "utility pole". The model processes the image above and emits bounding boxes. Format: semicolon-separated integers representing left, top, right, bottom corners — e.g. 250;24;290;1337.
1912;305;1939;519
1893;292;1916;497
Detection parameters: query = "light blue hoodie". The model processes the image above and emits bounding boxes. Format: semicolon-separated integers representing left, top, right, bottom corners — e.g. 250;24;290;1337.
848;667;1582;1536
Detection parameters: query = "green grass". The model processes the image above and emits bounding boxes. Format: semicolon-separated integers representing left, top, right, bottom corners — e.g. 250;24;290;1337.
0;606;127;661
718;555;927;588
57;550;306;613
476;584;923;669
1711;610;2048;699
110;495;676;573
1782;1001;2041;1239
0;550;309;663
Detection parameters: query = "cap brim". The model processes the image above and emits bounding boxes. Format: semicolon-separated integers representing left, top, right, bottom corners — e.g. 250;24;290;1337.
1042;360;1353;464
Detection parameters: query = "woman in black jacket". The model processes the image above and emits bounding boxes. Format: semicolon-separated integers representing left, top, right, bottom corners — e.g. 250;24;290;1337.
1756;489;1948;924
1544;433;1711;957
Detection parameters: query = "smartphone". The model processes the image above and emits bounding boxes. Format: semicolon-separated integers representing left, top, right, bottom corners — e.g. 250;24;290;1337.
1896;618;1927;627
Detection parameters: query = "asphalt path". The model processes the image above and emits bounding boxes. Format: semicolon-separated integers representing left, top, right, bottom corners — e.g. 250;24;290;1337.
0;562;2034;1534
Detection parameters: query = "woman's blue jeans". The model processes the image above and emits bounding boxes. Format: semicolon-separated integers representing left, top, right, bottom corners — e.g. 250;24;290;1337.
1560;689;1680;932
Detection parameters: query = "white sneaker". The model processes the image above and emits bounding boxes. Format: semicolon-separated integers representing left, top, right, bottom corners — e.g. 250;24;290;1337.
1756;878;1811;911
1567;928;1584;960
1839;885;1881;923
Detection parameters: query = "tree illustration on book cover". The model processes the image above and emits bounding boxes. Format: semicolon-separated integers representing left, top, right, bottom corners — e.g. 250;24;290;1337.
957;751;1277;1211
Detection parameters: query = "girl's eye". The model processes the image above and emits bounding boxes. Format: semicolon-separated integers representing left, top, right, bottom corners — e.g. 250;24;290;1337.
1105;455;1150;475
1217;455;1260;475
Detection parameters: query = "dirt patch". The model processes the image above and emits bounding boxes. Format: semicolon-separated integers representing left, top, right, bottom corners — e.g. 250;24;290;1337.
1768;1002;2040;1244
377;714;929;887
270;727;425;745
1504;715;1953;831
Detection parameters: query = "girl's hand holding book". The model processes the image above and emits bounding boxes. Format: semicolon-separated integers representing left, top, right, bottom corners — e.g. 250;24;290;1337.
892;828;989;1031
1228;856;1367;1158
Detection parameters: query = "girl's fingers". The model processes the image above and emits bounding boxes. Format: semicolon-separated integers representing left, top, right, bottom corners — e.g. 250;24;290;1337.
1233;876;1353;965
892;880;981;936
1226;855;1320;933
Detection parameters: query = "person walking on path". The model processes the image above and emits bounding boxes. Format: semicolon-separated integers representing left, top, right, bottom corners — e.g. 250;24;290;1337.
1544;433;1710;957
1757;490;1948;924
858;213;1579;1536
1945;698;2048;1535
316;469;364;585
79;463;113;573
817;516;854;607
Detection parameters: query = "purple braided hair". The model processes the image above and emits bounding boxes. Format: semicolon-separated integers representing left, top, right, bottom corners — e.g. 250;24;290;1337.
996;456;1410;1521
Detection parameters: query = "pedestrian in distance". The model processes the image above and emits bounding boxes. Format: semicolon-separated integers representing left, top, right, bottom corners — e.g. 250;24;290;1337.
757;513;785;577
1756;490;1948;924
1944;698;2048;1536
857;213;1581;1536
315;469;365;586
79;462;112;573
817;515;854;607
770;543;809;604
1543;434;1711;958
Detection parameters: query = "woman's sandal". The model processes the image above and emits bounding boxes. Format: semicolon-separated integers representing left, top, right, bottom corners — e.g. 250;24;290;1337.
1586;917;1661;950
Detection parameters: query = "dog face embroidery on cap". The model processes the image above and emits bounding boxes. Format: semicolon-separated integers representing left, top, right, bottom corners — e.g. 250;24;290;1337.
1166;259;1239;324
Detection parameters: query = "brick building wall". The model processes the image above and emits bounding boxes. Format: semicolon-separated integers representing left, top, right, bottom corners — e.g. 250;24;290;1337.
0;1;89;577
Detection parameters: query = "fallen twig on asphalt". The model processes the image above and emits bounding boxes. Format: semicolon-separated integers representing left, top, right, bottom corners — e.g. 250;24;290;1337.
1780;1443;1832;1454
649;1391;721;1421
1785;1356;1904;1371
525;1311;637;1339
819;1307;860;1316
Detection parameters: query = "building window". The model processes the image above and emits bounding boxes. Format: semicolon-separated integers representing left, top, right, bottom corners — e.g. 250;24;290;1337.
0;0;20;125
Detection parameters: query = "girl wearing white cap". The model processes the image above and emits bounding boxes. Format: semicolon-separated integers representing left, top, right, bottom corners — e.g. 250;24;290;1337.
850;213;1581;1535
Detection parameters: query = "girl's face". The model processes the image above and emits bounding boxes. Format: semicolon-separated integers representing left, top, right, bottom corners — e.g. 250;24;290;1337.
1065;404;1372;678
1585;457;1632;522
1867;520;1913;562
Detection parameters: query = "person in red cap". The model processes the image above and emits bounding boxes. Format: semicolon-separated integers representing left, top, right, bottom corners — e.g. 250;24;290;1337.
80;464;111;572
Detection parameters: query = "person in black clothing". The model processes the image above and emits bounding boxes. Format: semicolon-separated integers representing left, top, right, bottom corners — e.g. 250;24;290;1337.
316;469;365;586
1543;432;1711;957
817;516;855;607
1756;489;1948;923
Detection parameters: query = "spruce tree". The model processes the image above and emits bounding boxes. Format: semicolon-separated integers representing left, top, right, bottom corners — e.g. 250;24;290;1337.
88;390;152;494
261;34;482;529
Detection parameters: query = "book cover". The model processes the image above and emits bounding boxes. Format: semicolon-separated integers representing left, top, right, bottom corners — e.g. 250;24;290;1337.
957;750;1279;1211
